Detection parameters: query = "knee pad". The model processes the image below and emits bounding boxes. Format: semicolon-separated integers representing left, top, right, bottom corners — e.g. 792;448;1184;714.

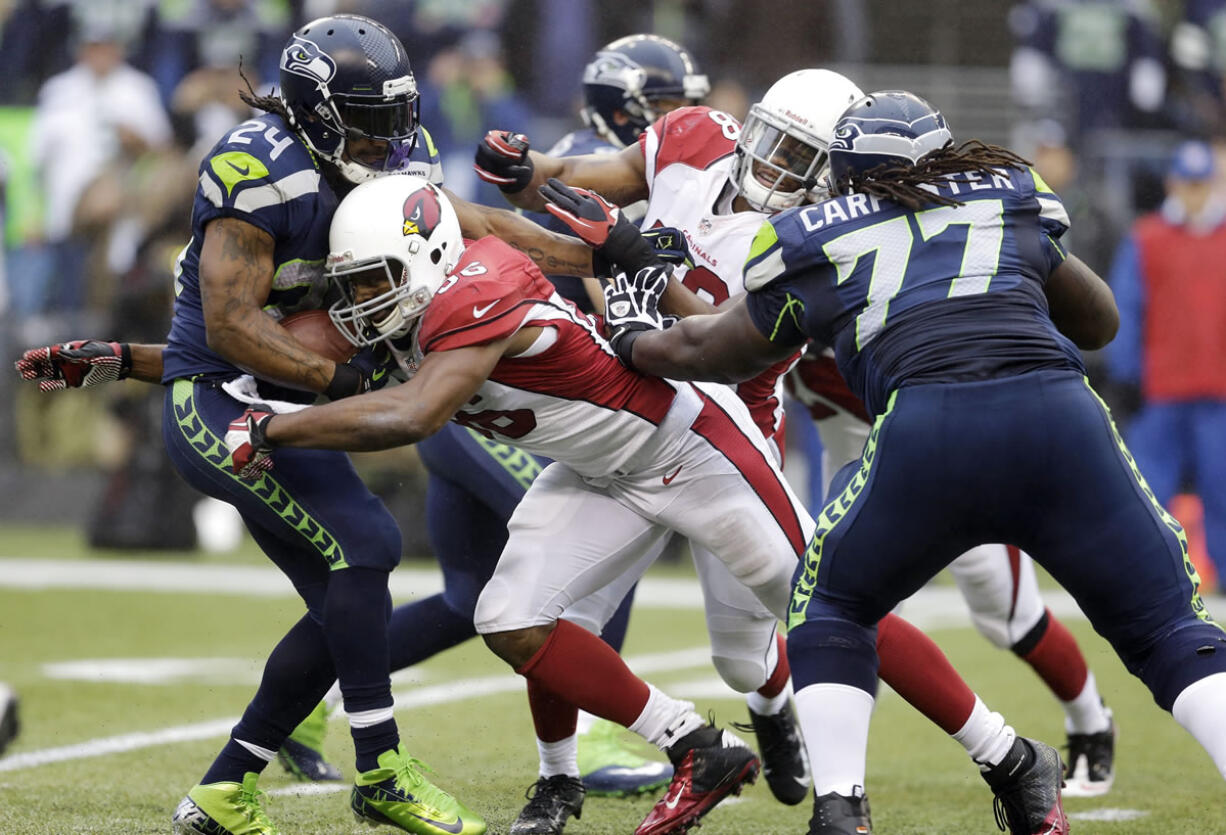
786;616;879;695
708;619;776;693
1135;622;1226;711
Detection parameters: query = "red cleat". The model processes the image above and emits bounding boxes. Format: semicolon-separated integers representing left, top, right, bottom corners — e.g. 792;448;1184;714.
634;728;760;835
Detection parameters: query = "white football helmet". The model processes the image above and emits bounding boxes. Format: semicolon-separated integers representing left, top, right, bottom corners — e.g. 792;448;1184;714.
327;175;463;351
731;68;865;212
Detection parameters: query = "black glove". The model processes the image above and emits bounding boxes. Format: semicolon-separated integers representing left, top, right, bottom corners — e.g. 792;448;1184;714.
15;340;132;391
641;226;693;270
224;409;275;480
603;264;670;369
539;178;658;276
473;130;534;193
347;344;397;390
323;360;373;401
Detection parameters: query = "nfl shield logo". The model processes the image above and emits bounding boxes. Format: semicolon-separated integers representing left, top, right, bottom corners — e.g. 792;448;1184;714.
698;218;713;235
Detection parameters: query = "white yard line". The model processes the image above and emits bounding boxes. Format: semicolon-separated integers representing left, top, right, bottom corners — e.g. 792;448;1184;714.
0;556;1141;776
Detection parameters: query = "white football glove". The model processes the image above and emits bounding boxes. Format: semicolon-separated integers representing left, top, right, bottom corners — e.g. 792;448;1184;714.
603;264;670;369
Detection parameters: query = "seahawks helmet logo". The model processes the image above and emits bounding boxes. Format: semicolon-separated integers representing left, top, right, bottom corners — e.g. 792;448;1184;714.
403;187;442;237
281;37;336;84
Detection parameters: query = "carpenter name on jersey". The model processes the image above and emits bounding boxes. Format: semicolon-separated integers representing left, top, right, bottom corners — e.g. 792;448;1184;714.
162;113;442;383
743;165;1086;417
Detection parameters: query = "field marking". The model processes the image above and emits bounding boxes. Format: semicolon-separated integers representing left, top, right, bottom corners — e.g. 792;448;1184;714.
0;646;721;774
0;556;1117;627
1068;809;1150;822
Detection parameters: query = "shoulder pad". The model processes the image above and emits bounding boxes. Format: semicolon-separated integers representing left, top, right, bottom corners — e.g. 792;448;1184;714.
199;117;319;213
644;106;737;175
419;237;553;352
743;218;790;292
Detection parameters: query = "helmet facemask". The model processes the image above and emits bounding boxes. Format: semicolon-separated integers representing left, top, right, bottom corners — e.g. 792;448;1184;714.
733;105;831;213
328;249;433;348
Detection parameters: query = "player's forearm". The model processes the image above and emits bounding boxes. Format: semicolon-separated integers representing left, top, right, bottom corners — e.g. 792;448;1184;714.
628;316;763;384
502;151;567;211
266;388;439;451
1045;255;1120;350
206;309;336;393
477;207;596;276
128;343;167;383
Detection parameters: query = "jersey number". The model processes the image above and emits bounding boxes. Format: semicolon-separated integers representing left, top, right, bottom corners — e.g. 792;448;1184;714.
822;200;1004;350
680;266;730;306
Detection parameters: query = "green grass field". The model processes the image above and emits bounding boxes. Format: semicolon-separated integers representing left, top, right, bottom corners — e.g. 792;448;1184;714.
0;524;1222;834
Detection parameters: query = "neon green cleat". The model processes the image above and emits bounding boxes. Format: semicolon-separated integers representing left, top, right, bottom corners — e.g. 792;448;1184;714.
351;744;486;834
577;718;674;797
279;700;342;781
171;772;281;835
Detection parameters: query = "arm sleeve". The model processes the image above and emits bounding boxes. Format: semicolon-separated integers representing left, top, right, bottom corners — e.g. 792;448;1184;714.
1104;233;1144;385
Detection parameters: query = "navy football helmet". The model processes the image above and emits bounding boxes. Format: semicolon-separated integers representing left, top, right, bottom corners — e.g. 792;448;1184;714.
279;15;420;183
827;90;953;194
581;34;709;148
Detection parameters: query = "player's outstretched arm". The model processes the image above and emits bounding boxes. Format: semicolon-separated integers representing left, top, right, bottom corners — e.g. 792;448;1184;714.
15;341;166;389
475;131;648;212
447;190;597;277
1044;254;1120;350
628;298;798;384
200;218;363;399
260;339;510;454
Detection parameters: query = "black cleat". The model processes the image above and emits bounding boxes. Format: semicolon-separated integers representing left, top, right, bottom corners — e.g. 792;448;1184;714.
635;724;760;835
981;737;1068;835
1063;708;1115;797
510;775;585;835
807;788;872;835
744;703;811;805
0;684;18;757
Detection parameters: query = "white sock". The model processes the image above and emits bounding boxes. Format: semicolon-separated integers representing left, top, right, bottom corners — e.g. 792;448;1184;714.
323;681;343;715
952;697;1017;768
1172;672;1226;779
1061;672;1111;734
576;709;598;736
537;734;580;778
236;739;277;762
628;684;704;750
795;682;873;796
746;684;791;717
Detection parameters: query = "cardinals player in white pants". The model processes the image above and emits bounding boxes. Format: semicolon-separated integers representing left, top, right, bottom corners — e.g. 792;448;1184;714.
476;67;1071;817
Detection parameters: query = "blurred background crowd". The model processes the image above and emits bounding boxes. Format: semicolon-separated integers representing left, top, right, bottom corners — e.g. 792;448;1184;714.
1;0;1223;590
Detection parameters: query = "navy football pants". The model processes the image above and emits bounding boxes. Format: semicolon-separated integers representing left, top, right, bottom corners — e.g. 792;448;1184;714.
789;370;1226;711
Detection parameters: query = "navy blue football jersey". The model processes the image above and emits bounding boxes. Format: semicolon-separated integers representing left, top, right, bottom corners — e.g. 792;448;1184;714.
162;114;442;382
743;165;1086;417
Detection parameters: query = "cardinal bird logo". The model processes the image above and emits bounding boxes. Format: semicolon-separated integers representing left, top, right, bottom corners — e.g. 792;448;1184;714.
403;186;442;237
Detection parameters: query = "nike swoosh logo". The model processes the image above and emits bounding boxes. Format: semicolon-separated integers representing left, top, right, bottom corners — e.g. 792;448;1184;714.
662;465;682;485
473;301;499;318
227;160;250;176
370;366;388;382
663;780;687;809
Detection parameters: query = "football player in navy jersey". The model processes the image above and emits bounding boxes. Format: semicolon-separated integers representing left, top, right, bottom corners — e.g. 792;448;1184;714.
12;13;601;835
593;90;1226;835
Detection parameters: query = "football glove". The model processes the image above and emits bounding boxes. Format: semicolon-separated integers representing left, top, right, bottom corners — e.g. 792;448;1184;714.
641;226;693;270
473;130;534;193
539;178;659;276
225;409;275;480
15;340;132;391
603;264;670;369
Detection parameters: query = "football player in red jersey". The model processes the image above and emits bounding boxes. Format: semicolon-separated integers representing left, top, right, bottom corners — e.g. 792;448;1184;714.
484;64;1117;805
224;174;799;835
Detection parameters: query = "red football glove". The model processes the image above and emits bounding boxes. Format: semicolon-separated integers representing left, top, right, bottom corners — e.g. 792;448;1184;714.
224;409;275;480
539;178;662;276
15;340;131;391
473;130;534;192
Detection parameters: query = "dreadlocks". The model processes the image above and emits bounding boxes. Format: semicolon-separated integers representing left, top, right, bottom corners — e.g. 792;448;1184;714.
835;140;1033;211
237;61;291;124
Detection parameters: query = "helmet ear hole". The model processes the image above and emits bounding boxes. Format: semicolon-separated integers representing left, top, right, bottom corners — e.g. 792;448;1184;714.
430;249;442;264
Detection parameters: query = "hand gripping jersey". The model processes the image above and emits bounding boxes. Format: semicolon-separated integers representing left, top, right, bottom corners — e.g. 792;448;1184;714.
417;237;687;478
638;106;799;447
162;113;443;383
743;165;1087;418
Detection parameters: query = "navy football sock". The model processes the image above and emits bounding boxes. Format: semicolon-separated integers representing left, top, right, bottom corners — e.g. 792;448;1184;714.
323;566;399;770
202;613;336;785
387;594;476;672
